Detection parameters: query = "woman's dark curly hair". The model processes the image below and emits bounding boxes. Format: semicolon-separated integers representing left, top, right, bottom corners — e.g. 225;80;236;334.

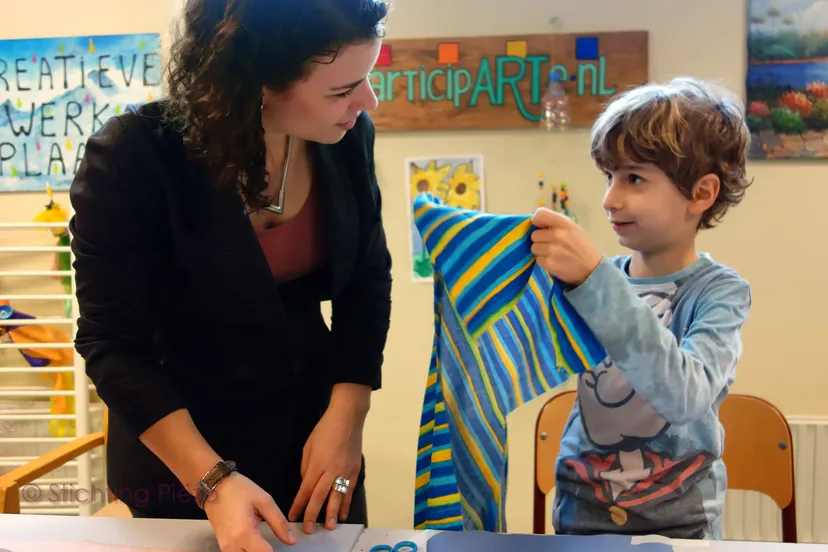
163;0;389;210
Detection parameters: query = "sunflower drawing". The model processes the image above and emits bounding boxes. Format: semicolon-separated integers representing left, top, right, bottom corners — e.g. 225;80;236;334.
409;160;450;200
444;162;481;210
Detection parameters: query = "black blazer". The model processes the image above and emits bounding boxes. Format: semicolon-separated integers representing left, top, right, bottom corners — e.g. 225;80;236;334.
69;101;392;512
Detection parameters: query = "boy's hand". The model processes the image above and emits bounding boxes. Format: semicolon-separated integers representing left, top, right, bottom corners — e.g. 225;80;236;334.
530;207;603;287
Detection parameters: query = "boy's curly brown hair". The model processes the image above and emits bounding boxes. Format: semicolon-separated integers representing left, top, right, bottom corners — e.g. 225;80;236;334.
162;0;388;210
590;77;752;229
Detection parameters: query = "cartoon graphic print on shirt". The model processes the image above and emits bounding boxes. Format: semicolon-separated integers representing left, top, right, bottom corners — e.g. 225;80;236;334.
556;282;716;535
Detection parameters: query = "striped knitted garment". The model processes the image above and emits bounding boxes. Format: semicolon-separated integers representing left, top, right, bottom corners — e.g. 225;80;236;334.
411;193;606;532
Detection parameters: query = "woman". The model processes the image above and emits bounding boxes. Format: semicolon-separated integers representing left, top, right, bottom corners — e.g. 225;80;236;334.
68;1;392;550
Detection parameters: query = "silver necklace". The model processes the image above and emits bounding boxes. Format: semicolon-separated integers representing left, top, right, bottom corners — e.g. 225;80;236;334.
263;135;293;214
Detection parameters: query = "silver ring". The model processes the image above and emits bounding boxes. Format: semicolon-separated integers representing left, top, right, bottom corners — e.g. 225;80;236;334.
332;476;350;494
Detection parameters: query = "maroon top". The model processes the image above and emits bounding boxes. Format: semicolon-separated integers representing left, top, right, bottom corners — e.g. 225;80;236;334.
256;180;326;283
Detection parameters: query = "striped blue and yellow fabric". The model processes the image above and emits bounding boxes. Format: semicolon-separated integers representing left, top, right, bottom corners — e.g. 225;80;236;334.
412;192;606;532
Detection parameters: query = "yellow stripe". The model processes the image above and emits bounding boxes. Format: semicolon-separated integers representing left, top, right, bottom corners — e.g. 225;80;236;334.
426;514;464;528
460;493;485;530
512;306;551;393
449;220;533;299
432;448;452;463
428;494;461;508
528;276;564;370
429;212;480;261
439;346;501;496
426;371;438;387
503;315;535;404
443;313;504;452
444;292;506;427
487;326;523;406
422;209;466;248
413;202;431;221
550;291;590;371
464;255;535;325
419;419;435;436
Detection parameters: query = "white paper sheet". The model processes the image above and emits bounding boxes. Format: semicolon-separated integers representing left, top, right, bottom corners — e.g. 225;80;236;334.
0;541;202;552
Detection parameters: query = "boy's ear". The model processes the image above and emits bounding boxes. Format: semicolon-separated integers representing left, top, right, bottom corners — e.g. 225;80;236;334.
689;173;720;216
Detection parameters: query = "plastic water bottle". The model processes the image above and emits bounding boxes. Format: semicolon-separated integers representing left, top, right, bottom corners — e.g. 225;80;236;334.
540;71;570;131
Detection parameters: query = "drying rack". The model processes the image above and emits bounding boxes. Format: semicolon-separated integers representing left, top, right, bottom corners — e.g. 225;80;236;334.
0;218;103;516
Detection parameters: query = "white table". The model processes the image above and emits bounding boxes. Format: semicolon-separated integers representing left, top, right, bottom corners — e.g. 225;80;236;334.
1;514;827;552
0;514;361;551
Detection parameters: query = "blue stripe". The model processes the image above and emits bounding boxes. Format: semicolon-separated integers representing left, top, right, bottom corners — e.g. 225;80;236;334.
508;304;550;397
440;328;502;479
503;310;542;397
455;240;532;316
476;341;512;415
438;217;523;281
438;216;511;278
496;315;540;400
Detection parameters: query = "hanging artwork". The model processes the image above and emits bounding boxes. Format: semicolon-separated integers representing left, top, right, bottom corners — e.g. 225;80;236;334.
746;0;828;159
406;154;485;282
0;33;163;191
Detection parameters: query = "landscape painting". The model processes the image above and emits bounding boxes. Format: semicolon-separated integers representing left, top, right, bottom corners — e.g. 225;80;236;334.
746;0;828;159
0;33;163;191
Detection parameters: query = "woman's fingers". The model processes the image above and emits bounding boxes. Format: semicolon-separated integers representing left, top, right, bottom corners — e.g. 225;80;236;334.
288;468;317;523
336;474;357;522
302;472;335;533
254;494;296;545
325;485;345;529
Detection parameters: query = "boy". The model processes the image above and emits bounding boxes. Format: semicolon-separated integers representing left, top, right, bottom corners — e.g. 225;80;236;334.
530;77;753;539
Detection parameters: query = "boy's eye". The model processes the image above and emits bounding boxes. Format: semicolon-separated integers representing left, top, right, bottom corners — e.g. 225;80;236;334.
335;89;354;98
628;173;643;184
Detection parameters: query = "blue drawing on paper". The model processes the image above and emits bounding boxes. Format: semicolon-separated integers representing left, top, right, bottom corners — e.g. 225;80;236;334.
0;33;163;192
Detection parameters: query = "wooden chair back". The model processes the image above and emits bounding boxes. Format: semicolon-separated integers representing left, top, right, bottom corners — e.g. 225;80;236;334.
533;390;576;534
532;392;797;542
718;394;797;542
103;406;109;446
0;405;112;514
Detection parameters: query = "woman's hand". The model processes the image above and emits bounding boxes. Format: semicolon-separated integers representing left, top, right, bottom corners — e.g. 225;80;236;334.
204;472;297;551
288;384;370;533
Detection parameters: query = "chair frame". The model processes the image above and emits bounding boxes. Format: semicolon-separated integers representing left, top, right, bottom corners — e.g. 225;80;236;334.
533;390;576;534
0;409;114;514
532;391;798;542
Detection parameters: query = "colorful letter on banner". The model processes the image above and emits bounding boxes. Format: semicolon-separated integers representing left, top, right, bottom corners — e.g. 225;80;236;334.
411;192;606;532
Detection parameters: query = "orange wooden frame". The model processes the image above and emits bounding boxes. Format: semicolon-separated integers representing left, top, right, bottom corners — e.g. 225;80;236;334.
0;409;112;514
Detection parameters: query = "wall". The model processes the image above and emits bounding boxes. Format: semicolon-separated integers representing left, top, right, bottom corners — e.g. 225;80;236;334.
2;0;826;533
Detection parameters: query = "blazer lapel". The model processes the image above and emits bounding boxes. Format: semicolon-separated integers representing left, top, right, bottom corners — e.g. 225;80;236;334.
173;138;358;327
183;166;288;329
147;117;288;330
312;142;358;298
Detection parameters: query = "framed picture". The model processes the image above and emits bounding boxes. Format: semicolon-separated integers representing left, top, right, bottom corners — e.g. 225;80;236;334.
405;154;485;282
0;33;163;191
746;0;828;159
